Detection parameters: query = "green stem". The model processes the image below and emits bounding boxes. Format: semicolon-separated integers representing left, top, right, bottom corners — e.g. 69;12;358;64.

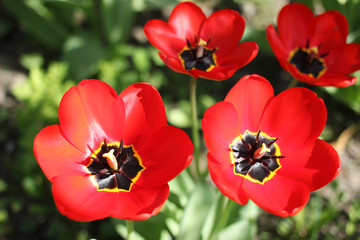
310;193;321;240
287;78;298;89
207;194;234;240
190;77;201;178
125;220;133;240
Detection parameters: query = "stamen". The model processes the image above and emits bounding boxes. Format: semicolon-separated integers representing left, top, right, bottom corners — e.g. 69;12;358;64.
267;138;278;147
253;143;271;159
320;52;329;58
306;39;309;49
103;149;118;170
256;130;261;143
239;134;252;150
186;39;191;48
115;140;123;158
91;156;102;163
104;139;109;152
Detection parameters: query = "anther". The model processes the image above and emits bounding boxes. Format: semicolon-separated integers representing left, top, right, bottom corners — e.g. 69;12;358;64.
267;138;278;147
186;39;191;48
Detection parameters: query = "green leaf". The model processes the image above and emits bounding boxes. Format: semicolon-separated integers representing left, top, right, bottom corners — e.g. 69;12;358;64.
103;0;135;44
3;0;68;49
218;219;257;240
63;31;106;79
177;181;215;240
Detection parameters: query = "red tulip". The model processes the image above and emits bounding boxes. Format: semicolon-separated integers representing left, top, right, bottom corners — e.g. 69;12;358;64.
144;2;258;80
33;80;193;221
266;3;360;87
202;74;340;217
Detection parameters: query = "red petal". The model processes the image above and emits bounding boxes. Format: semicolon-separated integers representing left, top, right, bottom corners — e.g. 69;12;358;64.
216;42;259;69
136;126;193;187
52;174;169;221
168;2;206;46
312;11;348;55
111;184;169;220
225;75;274;133
266;25;288;61
144;19;186;58
33;125;87;181
190;68;226;80
59;80;124;153
52;175;113;221
243;174;310;217
277;3;314;51
158;52;192;76
278;139;340;191
202;101;240;161
259;87;326;155
200;9;245;56
283;61;319;84
325;43;360;75
313;75;356;87
208;154;249;205
120;83;167;148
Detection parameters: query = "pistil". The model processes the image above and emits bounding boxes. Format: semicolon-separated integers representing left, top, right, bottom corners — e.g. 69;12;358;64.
253;143;271;159
103;149;118;170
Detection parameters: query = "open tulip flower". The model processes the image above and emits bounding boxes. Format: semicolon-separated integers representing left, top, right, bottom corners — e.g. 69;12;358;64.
266;3;360;87
202;74;341;217
144;1;258;80
33;80;193;221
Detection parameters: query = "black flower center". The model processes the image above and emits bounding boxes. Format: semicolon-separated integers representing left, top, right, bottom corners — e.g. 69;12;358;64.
86;140;144;192
179;38;217;71
230;130;283;184
288;40;328;79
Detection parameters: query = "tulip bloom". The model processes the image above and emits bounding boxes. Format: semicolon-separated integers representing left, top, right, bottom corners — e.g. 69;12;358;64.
266;3;360;87
33;80;193;221
144;2;258;80
202;74;340;217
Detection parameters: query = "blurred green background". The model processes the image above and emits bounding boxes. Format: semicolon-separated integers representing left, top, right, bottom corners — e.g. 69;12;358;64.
1;0;360;239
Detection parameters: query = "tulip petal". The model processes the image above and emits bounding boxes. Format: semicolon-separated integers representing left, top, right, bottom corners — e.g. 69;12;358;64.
277;3;314;50
217;42;259;69
136;126;193;187
208;154;249;205
313;75;356;87
111;184;170;220
158;52;192;76
225;75;274;133
325;43;360;75
144;20;187;58
200;9;245;56
59;80;124;153
168;2;206;46
120;83;167;148
52;175;113;221
266;25;289;61
259;87;326;155
202;101;240;162
33;125;88;180
52;174;169;221
243;174;310;217
312;11;348;55
278;139;340;191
